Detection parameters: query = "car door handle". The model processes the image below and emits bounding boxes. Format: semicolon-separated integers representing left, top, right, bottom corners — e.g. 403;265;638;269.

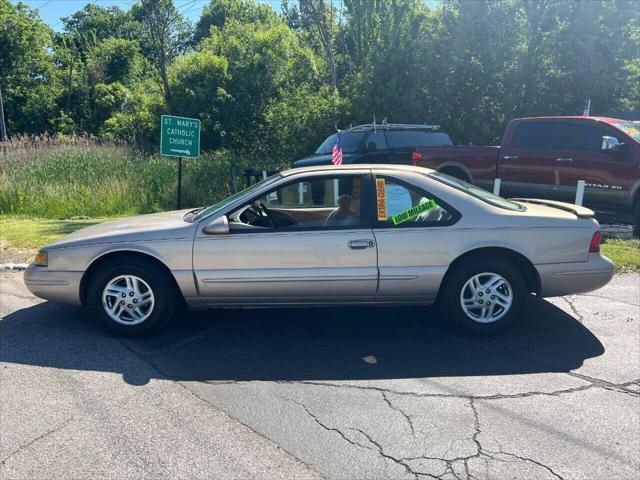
556;157;573;163
502;155;517;160
348;239;375;249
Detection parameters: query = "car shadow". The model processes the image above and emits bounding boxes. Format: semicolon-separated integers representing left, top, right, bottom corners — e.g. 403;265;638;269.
0;297;604;386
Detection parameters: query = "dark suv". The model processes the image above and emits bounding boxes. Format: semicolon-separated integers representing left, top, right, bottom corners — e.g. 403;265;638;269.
294;124;452;168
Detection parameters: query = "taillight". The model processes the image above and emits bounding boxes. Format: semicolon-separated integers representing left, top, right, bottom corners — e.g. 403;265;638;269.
589;231;601;253
411;151;423;166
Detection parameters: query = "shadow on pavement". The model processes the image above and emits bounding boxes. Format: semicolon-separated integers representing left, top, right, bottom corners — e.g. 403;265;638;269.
0;297;604;385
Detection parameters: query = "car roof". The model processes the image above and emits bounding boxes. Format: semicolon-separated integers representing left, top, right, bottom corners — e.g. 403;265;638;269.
281;164;435;177
515;116;626;124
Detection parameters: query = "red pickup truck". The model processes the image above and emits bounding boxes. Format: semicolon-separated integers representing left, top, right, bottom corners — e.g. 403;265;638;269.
412;116;640;233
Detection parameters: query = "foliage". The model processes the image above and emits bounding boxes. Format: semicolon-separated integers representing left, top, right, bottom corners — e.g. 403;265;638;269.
0;140;251;218
0;0;638;195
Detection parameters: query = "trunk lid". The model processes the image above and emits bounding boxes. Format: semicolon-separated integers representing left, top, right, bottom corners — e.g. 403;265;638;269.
511;198;595;218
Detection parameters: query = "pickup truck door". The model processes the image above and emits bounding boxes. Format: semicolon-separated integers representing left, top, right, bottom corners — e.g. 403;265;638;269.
498;120;559;199
551;122;634;207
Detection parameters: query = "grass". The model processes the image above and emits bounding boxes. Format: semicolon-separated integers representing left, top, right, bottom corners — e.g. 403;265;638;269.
0;216;109;253
601;238;640;273
2;214;638;273
0;139;272;219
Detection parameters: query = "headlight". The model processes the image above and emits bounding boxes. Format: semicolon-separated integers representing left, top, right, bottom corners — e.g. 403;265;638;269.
33;251;48;267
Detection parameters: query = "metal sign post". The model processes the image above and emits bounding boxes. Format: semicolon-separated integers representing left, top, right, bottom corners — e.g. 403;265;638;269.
160;115;201;209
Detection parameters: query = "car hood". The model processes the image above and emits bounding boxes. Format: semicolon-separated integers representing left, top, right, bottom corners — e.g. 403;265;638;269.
46;209;198;250
293;153;356;167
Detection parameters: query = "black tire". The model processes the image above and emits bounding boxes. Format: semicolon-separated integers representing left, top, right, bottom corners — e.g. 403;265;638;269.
87;257;177;336
438;254;528;334
634;202;640;237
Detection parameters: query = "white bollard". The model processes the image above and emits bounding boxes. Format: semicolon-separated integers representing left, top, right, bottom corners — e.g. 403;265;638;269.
493;178;502;196
575;180;585;205
262;170;267;180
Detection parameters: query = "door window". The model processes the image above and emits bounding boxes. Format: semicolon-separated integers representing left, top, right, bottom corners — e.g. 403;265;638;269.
229;175;364;230
512;121;553;149
366;131;388;150
387;130;452;148
553;123;616;151
374;176;457;227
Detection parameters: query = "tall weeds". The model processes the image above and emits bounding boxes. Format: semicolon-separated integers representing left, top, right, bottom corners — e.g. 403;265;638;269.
0;136;252;218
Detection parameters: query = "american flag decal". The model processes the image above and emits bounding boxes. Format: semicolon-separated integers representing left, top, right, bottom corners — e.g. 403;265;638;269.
332;131;343;166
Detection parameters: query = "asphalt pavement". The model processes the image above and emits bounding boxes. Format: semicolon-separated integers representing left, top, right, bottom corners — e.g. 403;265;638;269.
1;272;638;480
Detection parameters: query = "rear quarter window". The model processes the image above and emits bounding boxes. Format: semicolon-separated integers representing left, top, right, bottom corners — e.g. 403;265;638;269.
512;121;553;149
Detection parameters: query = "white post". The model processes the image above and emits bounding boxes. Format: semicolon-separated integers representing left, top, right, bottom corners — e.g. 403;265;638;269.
575;180;585;205
298;182;304;205
262;170;267;180
493;178;502;196
333;178;339;204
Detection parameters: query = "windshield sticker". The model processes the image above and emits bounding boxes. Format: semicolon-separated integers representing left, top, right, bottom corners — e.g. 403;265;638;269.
376;178;387;220
391;199;438;225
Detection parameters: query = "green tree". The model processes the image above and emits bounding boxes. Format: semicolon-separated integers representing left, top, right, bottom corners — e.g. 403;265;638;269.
193;0;279;45
0;0;59;134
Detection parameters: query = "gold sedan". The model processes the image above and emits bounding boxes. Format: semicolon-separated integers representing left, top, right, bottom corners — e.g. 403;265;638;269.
24;165;614;335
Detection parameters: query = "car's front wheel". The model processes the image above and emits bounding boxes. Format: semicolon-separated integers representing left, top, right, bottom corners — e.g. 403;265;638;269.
439;255;528;334
87;257;176;335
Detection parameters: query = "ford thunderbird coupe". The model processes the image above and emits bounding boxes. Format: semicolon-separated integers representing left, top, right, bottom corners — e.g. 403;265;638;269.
25;165;614;335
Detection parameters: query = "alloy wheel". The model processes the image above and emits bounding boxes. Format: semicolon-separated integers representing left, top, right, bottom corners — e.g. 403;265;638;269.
102;275;155;325
459;272;513;323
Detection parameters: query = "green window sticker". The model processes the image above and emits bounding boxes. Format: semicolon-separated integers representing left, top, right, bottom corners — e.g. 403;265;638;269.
391;199;438;225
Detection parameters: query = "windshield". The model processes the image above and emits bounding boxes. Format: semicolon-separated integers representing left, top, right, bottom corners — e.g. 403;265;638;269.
612;122;640;141
315;132;368;155
430;172;525;212
187;175;281;222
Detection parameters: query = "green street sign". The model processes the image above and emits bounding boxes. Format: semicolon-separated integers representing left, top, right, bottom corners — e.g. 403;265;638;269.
160;115;200;159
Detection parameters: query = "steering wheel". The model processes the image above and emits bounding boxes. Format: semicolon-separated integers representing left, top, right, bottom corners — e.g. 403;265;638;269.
257;202;277;229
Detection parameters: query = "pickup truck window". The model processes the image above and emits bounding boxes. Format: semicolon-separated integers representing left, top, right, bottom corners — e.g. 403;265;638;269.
512;121;553;149
554;123;613;151
430;172;525;212
387;131;452;148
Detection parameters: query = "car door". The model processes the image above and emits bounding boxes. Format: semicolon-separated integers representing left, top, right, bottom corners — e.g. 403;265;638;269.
371;172;461;302
552;122;633;207
498;120;558;198
193;172;378;305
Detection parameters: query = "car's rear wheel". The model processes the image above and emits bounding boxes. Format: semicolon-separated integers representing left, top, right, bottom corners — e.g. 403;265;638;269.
87;257;176;335
633;201;640;237
439;255;527;334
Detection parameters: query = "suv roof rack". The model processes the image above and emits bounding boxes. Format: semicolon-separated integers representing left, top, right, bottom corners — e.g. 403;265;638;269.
346;122;440;132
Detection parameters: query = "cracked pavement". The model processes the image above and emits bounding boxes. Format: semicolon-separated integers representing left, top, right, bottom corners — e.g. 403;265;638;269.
1;272;639;479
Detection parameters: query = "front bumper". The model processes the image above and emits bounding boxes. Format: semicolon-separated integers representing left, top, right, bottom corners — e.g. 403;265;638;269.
537;253;615;298
23;264;83;305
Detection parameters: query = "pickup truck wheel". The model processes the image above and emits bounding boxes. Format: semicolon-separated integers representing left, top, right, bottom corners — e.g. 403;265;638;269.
439;255;527;334
87;258;176;336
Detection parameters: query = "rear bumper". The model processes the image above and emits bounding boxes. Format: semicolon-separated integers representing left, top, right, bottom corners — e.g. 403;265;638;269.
537;254;615;298
23;265;83;305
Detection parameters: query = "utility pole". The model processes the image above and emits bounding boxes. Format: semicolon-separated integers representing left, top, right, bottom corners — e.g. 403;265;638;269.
0;80;7;160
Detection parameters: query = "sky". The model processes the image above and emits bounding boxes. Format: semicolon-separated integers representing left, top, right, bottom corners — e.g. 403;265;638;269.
11;0;283;31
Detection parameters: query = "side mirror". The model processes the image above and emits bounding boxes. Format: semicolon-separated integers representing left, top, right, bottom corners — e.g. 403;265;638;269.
601;136;626;153
203;216;229;235
367;141;377;152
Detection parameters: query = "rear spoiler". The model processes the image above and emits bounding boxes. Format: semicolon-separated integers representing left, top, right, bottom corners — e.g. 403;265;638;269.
510;198;595;218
